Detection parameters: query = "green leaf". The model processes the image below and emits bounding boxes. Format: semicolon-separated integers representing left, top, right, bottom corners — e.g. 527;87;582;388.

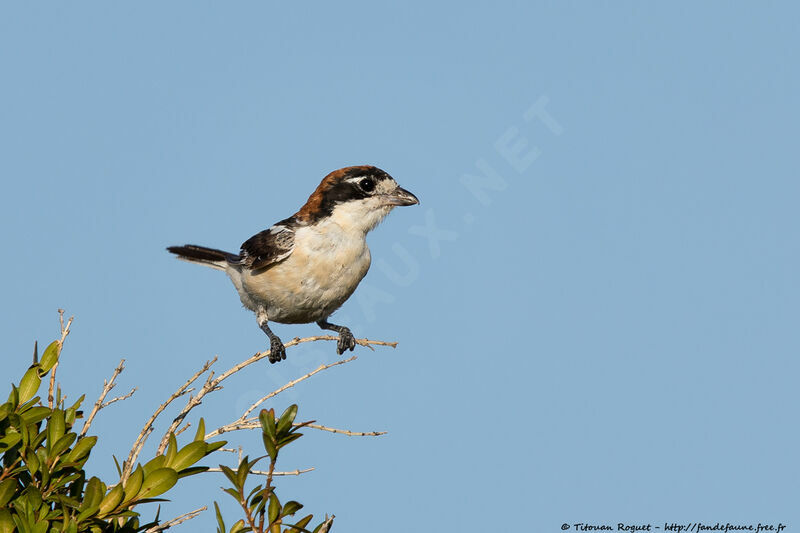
98;484;124;516
259;409;277;441
136;468;178;499
169;441;207;471
277;433;303;449
0;402;11;422
51;432;77;458
26;448;41;475
112;455;123;476
143;455;167;477
213;501;226;533
19;406;51;426
262;433;278;461
47;409;66;450
39;341;61;373
219;465;239;488
68;394;86;412
230;519;248;533
0;431;21;451
80;476;104;511
165;433;178;466
293;514;315;532
0;508;13;533
207;440;227;453
18;367;42;404
123;465;144;503
267;494;281;525
195;418;206;442
176;466;209;479
0;479;16;507
282;501;303;517
236;458;249;488
276;404;298;436
65;436;97;463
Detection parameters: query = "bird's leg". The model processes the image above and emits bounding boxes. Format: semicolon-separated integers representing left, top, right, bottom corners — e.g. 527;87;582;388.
257;309;286;363
317;318;357;355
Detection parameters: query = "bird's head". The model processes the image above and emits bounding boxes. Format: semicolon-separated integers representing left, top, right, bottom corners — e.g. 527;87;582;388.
296;166;419;233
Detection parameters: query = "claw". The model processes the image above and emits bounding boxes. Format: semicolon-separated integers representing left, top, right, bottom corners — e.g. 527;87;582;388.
337;328;356;355
268;336;286;363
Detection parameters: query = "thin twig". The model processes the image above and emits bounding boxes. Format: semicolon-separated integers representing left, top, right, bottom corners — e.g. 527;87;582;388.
206;467;314;477
48;310;73;409
122;357;217;482
80;359;130;437
174;421;191;437
160;335;393;451
303;423;387;437
205;420;386;438
145;506;207;532
206;355;357;439
102;388;137;408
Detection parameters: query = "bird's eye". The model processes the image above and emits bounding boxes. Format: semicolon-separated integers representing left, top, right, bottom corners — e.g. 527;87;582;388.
359;178;375;192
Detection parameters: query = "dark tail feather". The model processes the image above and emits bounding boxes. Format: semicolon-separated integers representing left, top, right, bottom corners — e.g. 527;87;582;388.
167;244;235;270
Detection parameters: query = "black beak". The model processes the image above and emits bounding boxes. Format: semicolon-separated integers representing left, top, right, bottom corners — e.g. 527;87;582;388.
384;186;419;206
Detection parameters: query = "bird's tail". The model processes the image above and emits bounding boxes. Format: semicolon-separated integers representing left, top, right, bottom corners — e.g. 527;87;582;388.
167;244;236;271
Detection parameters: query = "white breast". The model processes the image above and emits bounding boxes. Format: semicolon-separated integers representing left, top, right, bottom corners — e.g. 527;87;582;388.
234;218;372;324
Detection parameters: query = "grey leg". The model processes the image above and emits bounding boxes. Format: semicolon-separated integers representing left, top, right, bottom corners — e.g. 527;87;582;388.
317;318;356;355
257;309;286;363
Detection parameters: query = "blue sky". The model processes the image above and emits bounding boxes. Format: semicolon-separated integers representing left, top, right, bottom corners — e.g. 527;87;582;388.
1;2;798;532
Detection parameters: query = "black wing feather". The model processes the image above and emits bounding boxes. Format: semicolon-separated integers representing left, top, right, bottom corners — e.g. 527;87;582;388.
238;217;297;270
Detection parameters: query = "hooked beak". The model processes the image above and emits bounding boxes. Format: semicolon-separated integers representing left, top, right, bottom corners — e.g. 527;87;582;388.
383;186;419;207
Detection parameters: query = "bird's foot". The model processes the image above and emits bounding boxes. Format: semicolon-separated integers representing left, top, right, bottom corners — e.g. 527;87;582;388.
336;327;356;355
268;336;286;363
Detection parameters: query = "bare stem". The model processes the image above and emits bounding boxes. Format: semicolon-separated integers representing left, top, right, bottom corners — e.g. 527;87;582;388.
48;310;73;409
127;336;394;483
161;336;393;450
303;423;387;437
145;506;207;532
206;355;357;439
122;357;217;482
80;359;132;437
205;467;314;477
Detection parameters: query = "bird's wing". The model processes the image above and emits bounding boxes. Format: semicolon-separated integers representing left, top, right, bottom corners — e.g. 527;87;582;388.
237;219;296;271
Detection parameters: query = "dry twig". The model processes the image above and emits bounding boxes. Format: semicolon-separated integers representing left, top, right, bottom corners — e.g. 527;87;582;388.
48;309;73;409
205;467;315;477
159;335;394;451
122;357;217;481
145;506;207;532
80;359;136;437
124;335;394;482
206;355;357;439
303;423;387;437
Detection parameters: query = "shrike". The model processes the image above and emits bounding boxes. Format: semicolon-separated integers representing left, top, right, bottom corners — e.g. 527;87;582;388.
168;166;419;363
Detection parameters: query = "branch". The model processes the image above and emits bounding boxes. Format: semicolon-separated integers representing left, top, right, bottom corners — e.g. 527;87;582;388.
206;467;314;477
48;310;73;408
122;357;217;482
303;424;387;437
80;359;134;437
160;335;394;449
125;335;394;482
206;355;357;439
145;506;207;532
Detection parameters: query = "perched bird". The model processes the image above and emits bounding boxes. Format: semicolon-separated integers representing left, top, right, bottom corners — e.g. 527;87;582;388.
167;165;419;363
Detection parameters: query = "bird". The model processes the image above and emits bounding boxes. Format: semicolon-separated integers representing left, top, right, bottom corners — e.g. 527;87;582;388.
167;165;419;363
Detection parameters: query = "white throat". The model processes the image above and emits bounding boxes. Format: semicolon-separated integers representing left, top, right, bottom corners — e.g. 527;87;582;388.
329;198;393;235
